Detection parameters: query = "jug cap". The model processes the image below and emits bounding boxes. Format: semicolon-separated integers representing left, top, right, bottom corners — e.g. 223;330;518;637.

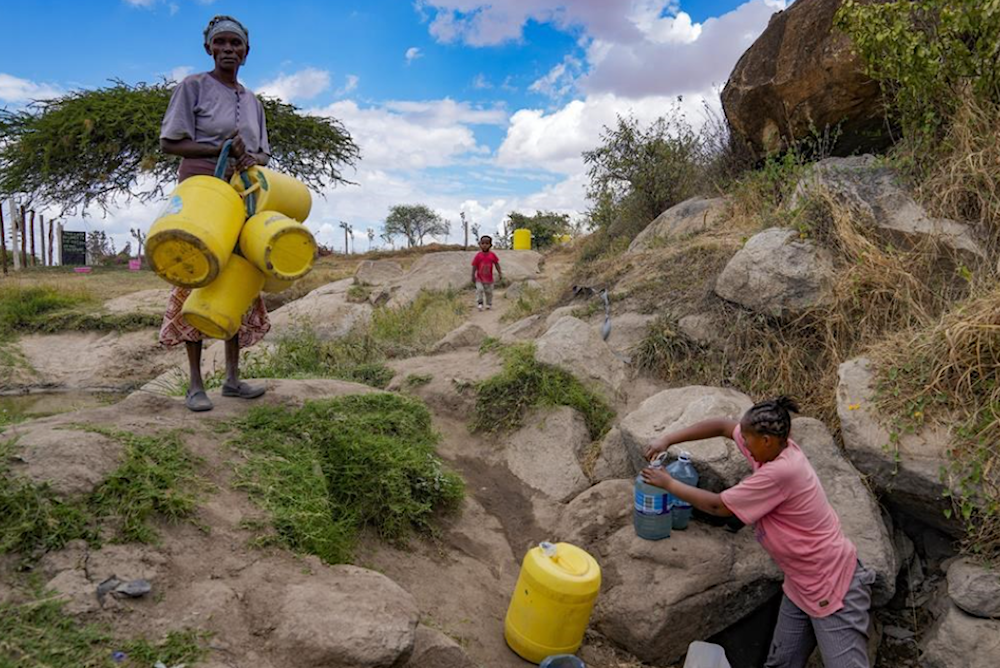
539;541;558;558
678;451;692;461
651;452;668;467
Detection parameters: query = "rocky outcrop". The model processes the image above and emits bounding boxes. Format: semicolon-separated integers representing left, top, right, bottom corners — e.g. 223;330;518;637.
430;322;487;354
266;278;372;341
791;155;985;258
591;427;632;482
721;0;888;156
268;566;419;667
354;259;404;286
505;407;591;502
387;350;502;419
628;197;727;253
836;357;956;533
922;602;1000;668
947;559;1000;619
498;314;546;343
791;417;897;605
383;250;542;307
618;386;753;487
715;227;835;318
505;279;542;301
535;316;627;398
5;426;122;497
557;479;633;546
403;626;476;668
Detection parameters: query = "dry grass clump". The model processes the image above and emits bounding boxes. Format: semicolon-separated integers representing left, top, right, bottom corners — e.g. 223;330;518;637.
913;94;1000;258
870;284;1000;559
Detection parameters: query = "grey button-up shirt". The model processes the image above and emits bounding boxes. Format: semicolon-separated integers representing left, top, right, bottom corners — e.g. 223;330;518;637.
161;72;271;181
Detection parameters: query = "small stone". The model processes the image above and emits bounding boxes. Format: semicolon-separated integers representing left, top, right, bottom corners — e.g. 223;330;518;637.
883;625;915;641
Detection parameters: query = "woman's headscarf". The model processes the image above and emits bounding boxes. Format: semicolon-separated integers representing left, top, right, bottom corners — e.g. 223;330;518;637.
203;15;250;47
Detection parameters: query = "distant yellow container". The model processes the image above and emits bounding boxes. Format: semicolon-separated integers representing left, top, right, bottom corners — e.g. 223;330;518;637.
513;228;532;250
504;542;601;663
146;176;246;288
239;210;317;281
557;234;573;245
232;166;312;223
181;255;265;340
261;274;297;293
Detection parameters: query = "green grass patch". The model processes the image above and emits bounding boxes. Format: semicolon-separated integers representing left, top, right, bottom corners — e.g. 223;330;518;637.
0;429;203;560
346;283;372;303
404;373;433;388
0;284;159;340
501;286;548;324
0;591;207;668
472;343;615;440
230;393;464;564
369;289;468;357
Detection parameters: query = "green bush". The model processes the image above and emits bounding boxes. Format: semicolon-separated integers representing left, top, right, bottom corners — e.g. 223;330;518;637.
473;343;615;440
231;393;464;563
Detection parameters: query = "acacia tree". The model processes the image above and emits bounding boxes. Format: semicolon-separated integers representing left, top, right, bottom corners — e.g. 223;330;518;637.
505;211;571;249
0;80;360;213
383;204;449;247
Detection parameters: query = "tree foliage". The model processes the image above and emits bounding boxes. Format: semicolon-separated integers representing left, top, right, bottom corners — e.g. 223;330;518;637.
583;109;704;241
0;80;360;213
836;0;1000;141
383;204;449;247
505;211;571;249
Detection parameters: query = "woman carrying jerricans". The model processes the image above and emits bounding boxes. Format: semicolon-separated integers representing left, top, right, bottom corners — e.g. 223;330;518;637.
159;14;271;412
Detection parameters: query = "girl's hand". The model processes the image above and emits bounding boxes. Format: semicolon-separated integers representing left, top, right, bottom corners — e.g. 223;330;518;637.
234;151;258;172
229;132;247;158
641;466;674;491
644;438;669;461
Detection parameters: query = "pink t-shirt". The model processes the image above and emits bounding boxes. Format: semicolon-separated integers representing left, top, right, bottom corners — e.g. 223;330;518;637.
720;424;857;617
472;251;500;283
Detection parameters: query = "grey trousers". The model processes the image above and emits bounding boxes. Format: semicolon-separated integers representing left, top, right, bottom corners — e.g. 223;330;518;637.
475;281;494;306
765;562;876;668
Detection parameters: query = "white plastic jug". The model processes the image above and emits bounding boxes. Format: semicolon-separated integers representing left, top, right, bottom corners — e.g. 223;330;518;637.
682;641;731;668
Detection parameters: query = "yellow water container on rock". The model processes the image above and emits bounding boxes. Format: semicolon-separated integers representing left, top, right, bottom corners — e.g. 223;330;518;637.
505;541;601;663
146;176;246;289
181;255;265;340
231;166;312;223
239;210;317;281
513;228;532;250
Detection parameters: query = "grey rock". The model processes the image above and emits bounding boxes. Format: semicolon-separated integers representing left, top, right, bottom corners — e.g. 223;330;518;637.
535;316;627;398
591;427;633;482
403;626;475;668
429;322;487;354
6;426;122;497
557;479;632;547
618;386;753;488
715;227;835;318
266;278;372;341
354;259;404;286
628;197;727;253
505;279;542;301
947;559;1000;619
922;602;1000;668
385;250;542;307
498;314;546;343
677;313;723;348
505;407;591;503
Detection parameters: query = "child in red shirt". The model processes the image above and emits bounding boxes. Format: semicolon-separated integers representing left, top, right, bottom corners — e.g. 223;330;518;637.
642;397;875;668
471;235;503;311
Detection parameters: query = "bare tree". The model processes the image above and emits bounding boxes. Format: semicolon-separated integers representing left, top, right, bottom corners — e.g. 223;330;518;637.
130;227;147;266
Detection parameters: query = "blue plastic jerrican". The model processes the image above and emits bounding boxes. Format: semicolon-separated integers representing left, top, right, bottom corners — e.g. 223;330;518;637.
540;654;586;668
634;455;672;540
667;451;699;530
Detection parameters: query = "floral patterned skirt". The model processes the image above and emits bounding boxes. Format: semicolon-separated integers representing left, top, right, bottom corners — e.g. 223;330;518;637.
159;286;270;348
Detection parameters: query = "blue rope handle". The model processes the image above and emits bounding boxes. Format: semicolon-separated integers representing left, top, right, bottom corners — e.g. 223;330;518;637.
213;138;256;217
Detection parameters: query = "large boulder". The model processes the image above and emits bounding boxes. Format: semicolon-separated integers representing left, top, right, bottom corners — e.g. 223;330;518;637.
5;425;122;497
403;626;476;668
385;250;542;307
715;227;835;318
618;386;753;488
498;314;546;343
947;559;1000;619
721;0;888;156
604;312;656;357
269;566;419;668
591;427;633;482
836;357;957;533
354;259;404;286
922;602;1000;668
628;197;727;253
387;350;502;419
504;407;591;503
535;316;627;398
430;322;487;354
791;417;897;605
266;278;372;341
791;156;985;258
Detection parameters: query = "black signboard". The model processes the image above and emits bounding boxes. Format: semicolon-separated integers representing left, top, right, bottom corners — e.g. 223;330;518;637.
61;230;87;266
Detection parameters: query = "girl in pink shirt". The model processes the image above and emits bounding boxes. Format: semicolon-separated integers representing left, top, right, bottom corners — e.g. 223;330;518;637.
643;397;875;668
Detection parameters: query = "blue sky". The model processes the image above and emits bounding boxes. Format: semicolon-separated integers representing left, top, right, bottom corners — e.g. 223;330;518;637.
1;0;787;251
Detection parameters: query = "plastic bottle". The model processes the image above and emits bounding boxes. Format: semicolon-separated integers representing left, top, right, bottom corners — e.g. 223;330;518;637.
634;455;671;540
667;451;699;530
540;655;586;668
682;641;731;668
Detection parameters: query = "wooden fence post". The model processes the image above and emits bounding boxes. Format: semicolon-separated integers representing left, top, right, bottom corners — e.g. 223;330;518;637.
19;205;27;267
39;215;46;267
0;202;7;275
48;219;54;266
29;210;37;266
10;201;20;271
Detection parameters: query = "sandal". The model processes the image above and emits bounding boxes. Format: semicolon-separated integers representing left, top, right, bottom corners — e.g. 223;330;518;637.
221;381;266;400
185;390;214;412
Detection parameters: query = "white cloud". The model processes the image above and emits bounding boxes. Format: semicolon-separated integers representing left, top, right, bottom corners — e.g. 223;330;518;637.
123;0;156;7
0;73;62;104
472;73;492;89
338;74;360;95
405;47;423;64
382;98;507;127
529;55;582;99
257;67;331;102
166;66;193;84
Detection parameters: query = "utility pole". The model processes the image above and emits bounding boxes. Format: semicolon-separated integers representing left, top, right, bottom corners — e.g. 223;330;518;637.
29;210;36;266
39;215;46;267
367;227;374;252
56;223;64;266
339;221;352;255
461;212;468;250
10;202;21;271
47;218;54;266
19;205;27;268
0;202;7;275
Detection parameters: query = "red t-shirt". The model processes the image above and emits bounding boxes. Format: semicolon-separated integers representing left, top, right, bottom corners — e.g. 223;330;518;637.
720;424;857;617
472;251;500;283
